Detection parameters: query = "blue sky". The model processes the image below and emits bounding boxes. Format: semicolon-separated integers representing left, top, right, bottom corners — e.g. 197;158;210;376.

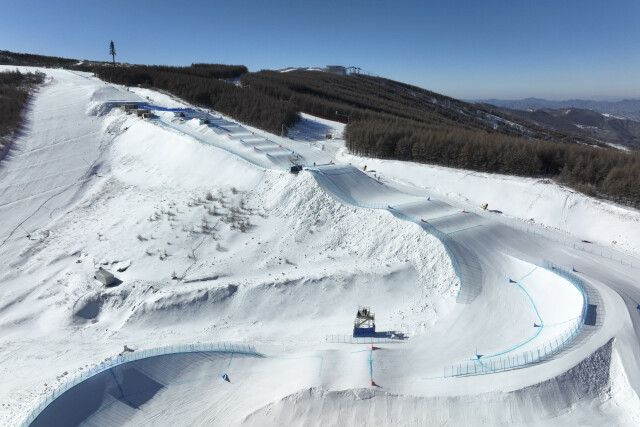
2;0;639;100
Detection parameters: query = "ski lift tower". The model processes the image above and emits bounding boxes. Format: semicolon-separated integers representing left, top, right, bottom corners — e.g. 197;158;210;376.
353;306;376;337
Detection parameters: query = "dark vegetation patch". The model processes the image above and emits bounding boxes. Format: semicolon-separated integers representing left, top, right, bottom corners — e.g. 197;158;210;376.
94;64;298;135
0;50;79;68
0;70;45;153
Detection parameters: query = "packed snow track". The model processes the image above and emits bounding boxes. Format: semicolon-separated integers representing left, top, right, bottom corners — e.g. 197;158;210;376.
2;68;639;426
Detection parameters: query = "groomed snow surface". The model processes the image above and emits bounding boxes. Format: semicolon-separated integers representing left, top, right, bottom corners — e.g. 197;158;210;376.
1;68;640;426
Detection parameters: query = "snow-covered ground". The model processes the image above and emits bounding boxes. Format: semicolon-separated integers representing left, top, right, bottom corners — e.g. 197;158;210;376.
1;67;640;426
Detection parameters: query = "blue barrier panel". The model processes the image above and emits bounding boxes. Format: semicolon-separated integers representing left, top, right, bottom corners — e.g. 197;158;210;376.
443;261;589;377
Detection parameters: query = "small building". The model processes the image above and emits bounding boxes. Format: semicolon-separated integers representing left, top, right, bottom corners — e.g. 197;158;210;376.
120;103;138;111
290;165;303;174
325;65;346;75
135;109;150;117
95;268;118;286
353;306;376;337
142;112;154;119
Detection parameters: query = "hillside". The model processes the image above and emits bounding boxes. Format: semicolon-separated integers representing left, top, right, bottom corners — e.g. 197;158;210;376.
474;97;640;122
483;105;640;149
3;50;639;207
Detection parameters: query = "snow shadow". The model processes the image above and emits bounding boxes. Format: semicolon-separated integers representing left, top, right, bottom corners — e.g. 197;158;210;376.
289;118;336;142
30;351;258;426
30;365;163;427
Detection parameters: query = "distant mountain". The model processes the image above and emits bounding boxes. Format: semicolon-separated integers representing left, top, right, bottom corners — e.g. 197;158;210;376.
471;97;640;122
479;105;640;149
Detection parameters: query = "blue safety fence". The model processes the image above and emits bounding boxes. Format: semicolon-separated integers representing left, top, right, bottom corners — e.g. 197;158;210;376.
136;103;190;112
326;335;408;344
443;261;589;377
20;342;259;427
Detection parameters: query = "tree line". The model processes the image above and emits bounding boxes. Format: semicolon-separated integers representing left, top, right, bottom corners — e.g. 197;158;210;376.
0;50;78;68
240;71;591;144
0;70;45;153
241;70;639;207
346;117;640;207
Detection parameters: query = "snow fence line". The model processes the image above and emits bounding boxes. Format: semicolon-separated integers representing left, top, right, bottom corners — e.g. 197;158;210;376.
20;342;259;427
325;335;407;344
307;168;480;304
444;261;589;377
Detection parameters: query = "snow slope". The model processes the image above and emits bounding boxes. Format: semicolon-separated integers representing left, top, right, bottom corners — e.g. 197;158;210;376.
336;152;640;258
1;68;639;426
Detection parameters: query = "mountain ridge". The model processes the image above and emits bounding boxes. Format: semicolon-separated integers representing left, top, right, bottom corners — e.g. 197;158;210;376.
472;97;640;122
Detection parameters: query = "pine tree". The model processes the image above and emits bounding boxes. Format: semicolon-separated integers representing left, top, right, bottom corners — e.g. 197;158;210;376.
109;41;116;66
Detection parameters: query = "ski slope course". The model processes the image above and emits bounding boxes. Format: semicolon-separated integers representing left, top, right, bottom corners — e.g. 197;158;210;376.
143;106;592;371
1;68;639;426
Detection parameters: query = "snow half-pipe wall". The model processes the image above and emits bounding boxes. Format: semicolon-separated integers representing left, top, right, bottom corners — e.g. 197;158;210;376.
22;343;259;427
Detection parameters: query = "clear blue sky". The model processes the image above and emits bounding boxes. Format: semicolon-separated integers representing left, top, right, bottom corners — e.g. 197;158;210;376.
2;0;639;100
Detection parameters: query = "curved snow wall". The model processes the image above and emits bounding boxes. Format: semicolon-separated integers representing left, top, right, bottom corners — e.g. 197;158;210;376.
307;168;482;304
21;343;260;427
444;261;589;377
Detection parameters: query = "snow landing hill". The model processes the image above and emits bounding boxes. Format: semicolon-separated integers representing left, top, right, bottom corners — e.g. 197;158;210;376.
1;67;640;426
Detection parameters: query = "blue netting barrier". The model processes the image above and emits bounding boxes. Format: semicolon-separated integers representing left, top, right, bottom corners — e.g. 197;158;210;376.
443;261;589;377
21;342;259;427
326;335;407;344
